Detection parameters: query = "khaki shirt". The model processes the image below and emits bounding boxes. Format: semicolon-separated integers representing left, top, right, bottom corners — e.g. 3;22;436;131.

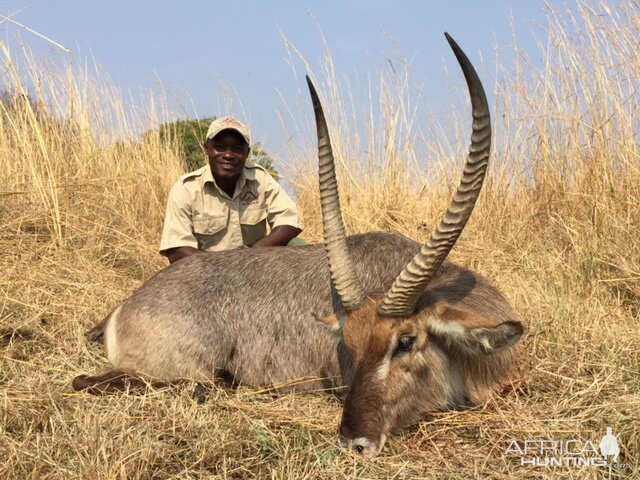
160;163;302;253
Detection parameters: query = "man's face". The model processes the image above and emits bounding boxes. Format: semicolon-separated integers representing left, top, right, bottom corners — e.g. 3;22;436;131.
205;129;250;181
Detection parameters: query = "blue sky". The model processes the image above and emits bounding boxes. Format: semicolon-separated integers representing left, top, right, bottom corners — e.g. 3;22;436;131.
0;1;553;159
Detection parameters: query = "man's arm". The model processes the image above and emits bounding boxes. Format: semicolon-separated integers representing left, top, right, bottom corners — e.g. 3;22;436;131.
159;182;201;262
252;225;302;248
259;171;304;246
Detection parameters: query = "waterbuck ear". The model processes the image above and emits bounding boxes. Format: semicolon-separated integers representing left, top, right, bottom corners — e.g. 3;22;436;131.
313;310;347;334
428;304;523;354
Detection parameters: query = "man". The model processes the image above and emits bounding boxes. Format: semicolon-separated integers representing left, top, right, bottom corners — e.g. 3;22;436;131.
85;117;302;342
160;116;303;263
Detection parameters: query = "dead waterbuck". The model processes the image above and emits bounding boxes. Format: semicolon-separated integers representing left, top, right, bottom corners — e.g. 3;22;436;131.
74;33;523;459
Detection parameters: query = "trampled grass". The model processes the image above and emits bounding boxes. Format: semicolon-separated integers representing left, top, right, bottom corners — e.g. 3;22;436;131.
1;2;639;478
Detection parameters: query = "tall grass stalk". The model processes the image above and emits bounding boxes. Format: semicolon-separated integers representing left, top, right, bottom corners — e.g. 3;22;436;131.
0;43;184;273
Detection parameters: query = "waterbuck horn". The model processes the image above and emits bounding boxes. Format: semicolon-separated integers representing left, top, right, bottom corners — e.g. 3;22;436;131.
307;75;367;311
377;32;492;317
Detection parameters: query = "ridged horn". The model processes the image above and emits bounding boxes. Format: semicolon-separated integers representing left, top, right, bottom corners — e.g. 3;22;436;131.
307;75;367;311
377;32;492;317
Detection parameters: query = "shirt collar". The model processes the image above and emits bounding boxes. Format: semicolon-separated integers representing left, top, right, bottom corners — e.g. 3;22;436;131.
202;163;257;198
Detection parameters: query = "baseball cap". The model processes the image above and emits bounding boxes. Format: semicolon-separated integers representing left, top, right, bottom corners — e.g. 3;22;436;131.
206;116;251;145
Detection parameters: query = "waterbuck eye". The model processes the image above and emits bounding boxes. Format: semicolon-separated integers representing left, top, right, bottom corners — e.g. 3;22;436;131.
396;336;415;354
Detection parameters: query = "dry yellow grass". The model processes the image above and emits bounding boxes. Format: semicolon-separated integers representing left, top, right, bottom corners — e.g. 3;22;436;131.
1;2;639;478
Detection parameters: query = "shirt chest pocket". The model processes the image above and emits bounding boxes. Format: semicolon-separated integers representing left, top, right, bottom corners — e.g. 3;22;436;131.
193;214;228;235
192;214;228;250
240;204;268;246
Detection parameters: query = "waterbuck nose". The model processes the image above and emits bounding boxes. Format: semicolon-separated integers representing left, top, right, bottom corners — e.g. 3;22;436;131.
338;434;387;459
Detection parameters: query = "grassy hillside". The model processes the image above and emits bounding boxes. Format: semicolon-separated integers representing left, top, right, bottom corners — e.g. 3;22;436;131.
1;2;638;478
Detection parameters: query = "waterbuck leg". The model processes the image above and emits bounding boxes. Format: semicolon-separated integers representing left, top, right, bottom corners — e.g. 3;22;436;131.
85;316;108;342
73;371;217;403
72;370;172;395
192;383;211;404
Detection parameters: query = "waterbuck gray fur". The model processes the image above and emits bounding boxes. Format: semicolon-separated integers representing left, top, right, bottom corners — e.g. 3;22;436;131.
75;33;523;459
